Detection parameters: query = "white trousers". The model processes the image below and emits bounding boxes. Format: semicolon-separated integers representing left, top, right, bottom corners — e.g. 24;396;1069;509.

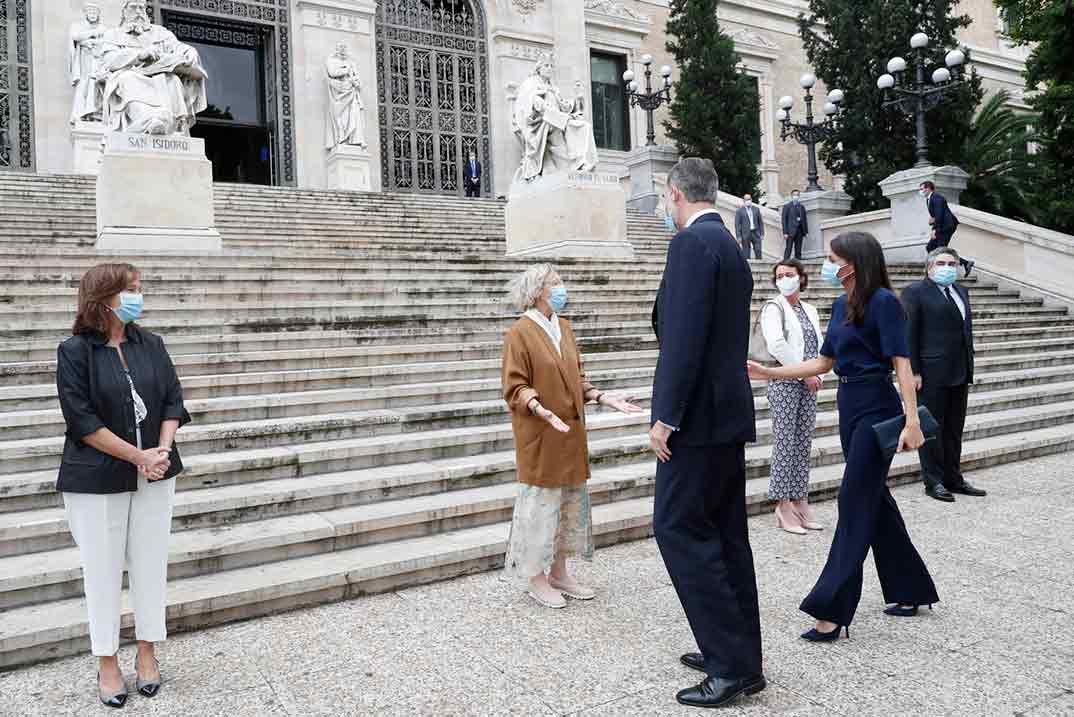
63;475;176;656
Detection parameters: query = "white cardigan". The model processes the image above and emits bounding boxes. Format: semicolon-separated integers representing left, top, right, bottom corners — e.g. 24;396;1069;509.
760;294;823;367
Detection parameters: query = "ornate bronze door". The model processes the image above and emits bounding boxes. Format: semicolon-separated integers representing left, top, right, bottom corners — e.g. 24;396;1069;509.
376;0;491;195
0;0;34;172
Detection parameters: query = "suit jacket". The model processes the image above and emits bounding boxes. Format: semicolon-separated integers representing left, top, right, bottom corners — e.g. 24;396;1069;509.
927;192;959;235
464;160;482;186
501;315;594;488
734;204;764;240
781;201;808;237
901;278;974;387
651;212;757;446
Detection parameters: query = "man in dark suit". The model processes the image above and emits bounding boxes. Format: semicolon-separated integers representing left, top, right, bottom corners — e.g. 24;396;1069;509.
734;193;765;259
921;180;974;276
650;158;764;709
463;150;482;197
902;247;987;502
780;189;808;259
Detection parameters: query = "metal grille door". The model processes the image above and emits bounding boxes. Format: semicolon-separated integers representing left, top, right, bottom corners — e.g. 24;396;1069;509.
376;0;491;195
0;0;34;172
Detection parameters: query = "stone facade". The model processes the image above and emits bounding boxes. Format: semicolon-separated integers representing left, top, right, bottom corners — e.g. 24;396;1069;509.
12;0;1029;201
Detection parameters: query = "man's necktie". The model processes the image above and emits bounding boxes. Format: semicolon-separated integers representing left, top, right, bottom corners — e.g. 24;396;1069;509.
944;287;963;319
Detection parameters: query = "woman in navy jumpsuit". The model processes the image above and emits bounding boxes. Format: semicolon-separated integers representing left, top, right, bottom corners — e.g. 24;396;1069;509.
749;232;938;640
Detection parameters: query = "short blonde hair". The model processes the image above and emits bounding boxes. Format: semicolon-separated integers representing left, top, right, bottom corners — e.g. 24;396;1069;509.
506;263;557;311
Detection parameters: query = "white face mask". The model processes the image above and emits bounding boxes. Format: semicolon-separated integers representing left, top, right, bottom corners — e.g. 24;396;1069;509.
776;275;801;297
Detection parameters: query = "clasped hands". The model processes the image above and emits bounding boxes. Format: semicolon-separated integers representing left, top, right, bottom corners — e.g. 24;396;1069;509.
136;447;172;481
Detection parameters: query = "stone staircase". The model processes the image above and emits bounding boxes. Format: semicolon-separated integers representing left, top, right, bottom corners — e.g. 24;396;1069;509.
1;172;1072;669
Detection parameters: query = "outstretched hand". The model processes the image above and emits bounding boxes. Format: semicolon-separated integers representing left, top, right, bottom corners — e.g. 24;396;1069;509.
746;361;772;381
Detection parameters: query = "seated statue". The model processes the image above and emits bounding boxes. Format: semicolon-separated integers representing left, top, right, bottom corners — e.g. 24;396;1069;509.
98;0;208;135
512;54;599;182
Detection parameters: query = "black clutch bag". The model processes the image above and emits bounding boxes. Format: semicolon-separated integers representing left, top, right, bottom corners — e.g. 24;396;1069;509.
873;406;939;462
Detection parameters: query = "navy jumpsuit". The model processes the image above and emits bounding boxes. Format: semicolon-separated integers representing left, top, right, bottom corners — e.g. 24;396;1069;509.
799;288;939;626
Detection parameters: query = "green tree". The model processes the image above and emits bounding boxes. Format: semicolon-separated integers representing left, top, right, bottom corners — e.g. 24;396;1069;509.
664;0;761;198
959;90;1041;223
993;0;1074;234
798;0;983;212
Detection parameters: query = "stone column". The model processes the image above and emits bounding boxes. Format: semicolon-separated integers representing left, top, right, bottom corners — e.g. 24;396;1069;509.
796;189;853;258
624;144;678;213
878;165;970;262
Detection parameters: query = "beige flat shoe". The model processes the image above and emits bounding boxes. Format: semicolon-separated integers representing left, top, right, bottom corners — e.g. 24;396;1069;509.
526;588;567;609
775;505;807;535
549;576;596;601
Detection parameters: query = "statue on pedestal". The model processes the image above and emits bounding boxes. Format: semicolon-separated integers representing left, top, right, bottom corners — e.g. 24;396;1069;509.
324;42;367;150
97;0;208;135
68;3;105;125
511;53;599;182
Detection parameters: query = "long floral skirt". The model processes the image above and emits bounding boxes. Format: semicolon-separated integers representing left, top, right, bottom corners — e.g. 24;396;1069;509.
503;482;594;585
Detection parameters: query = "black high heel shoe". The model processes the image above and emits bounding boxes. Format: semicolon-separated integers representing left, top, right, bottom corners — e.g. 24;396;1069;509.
884;603;934;617
134;654;162;698
97;671;128;709
801;624;848;642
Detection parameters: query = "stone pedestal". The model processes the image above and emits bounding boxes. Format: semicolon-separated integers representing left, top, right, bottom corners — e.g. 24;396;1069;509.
96;132;221;252
326;144;373;191
624;145;678;213
878;165;970;262
797;189;853;258
506;172;633;259
71;122;106;175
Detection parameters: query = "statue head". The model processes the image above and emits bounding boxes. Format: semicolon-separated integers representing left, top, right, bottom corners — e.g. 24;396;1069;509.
120;0;153;34
334;42;349;59
533;53;555;81
83;3;101;24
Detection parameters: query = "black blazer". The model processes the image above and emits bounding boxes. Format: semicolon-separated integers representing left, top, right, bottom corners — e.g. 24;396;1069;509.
56;324;191;493
651;212;757;446
927;192;959;234
464;160;482;185
901;278;974;387
781;201;808;237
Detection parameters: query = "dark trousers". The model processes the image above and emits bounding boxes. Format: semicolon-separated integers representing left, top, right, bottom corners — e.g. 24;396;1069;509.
654;443;763;679
464;181;480;197
927;229;971;271
800;380;938;625
740;231;763;260
917;382;969;490
783;232;805;260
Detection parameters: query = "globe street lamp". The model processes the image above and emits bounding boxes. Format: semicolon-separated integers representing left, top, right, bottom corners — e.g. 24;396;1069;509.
623;54;673;147
777;73;844;193
876;32;968;168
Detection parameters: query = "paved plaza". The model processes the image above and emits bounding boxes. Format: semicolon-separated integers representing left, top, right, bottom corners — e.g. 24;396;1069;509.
1;452;1072;716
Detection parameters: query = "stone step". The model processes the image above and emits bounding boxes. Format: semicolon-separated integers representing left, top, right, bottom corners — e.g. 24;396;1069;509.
0;420;1070;669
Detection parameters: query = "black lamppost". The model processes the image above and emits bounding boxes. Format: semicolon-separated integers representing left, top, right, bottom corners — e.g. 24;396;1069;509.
777;73;844;193
876;32;968;168
622;54;673;147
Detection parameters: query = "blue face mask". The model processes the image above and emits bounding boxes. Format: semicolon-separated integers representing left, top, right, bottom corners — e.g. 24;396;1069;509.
931;265;958;286
548;286;568;313
821;260;845;288
112;292;144;324
791;195;800;204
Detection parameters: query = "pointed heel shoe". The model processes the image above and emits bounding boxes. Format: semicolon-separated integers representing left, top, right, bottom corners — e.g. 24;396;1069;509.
134;655;162;698
775;505;807;535
801;625;848;642
98;671;128;709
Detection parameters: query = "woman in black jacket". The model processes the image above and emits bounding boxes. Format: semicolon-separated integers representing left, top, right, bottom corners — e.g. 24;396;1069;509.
56;263;190;708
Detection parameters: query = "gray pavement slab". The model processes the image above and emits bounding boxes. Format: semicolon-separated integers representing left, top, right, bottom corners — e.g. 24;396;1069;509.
0;451;1072;716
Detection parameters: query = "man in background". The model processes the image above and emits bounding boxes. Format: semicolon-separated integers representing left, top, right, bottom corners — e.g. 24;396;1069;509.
464;150;482;198
921;181;974;276
780;189;808;260
734;194;765;260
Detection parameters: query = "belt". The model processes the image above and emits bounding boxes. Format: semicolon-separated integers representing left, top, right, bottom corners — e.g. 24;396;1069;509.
838;373;894;384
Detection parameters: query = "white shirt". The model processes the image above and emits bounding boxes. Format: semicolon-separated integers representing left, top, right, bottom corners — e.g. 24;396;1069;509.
524;308;562;356
686;208;720;228
938;283;966;320
746;204;756;229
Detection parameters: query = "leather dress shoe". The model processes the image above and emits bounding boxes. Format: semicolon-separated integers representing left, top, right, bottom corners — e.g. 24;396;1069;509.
926;484;955;502
948;481;986;497
680;652;706;673
676;674;767;708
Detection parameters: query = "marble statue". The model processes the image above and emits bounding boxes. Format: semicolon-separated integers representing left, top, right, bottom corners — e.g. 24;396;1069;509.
511;53;599;182
324;42;367;150
97;0;208;135
68;3;105;125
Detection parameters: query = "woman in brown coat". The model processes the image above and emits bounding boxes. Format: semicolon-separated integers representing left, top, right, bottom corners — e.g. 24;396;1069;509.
501;264;642;608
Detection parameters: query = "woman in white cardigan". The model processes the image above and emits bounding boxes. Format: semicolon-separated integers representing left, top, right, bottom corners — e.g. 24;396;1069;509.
761;260;825;534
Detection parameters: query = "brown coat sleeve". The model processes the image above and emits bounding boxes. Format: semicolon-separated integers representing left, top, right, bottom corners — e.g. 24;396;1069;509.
565;322;595;398
502;327;538;413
